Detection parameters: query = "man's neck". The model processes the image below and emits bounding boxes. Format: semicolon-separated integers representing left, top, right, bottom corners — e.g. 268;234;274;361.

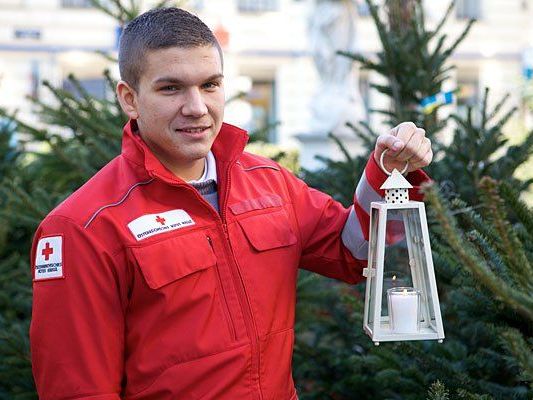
160;157;206;182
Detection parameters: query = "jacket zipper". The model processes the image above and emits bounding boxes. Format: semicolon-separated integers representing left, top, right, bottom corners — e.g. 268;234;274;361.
219;164;263;400
207;235;237;341
151;175;242;347
152;157;263;400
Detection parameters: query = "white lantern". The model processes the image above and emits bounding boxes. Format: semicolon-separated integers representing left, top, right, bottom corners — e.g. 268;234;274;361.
362;151;445;345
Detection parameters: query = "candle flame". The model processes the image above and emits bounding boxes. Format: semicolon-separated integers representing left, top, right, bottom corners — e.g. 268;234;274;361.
402;289;408;295
392;275;396;281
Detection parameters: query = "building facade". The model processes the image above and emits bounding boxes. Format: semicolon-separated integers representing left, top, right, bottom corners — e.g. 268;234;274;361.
0;0;532;169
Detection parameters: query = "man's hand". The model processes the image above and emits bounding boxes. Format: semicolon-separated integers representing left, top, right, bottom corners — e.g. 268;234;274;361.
373;122;433;173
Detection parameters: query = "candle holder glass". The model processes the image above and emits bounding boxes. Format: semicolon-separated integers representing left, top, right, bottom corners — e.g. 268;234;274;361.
387;287;421;334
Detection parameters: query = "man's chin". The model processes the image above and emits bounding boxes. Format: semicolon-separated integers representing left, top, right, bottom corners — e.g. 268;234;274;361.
185;146;212;162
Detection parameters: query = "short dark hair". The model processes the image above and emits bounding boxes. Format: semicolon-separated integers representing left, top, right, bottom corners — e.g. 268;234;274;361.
118;7;222;90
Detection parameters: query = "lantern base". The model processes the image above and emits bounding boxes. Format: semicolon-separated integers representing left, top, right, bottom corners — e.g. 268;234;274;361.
364;319;444;342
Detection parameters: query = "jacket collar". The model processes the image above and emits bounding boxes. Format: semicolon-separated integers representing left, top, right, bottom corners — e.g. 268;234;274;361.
121;119;249;183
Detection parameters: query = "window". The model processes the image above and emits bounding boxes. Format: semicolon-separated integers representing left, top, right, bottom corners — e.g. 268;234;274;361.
357;1;371;17
245;80;277;141
456;68;480;118
14;28;41;40
62;77;107;100
61;0;94;8
30;60;40;100
190;0;204;10
358;71;371;122
0;0;25;7
456;0;482;19
238;0;278;13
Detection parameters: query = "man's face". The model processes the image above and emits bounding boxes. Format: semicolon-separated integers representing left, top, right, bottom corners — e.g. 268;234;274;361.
123;45;225;179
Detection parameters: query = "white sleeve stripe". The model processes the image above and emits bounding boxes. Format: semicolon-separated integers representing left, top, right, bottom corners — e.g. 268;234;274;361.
341;207;369;260
355;171;403;221
355;172;383;212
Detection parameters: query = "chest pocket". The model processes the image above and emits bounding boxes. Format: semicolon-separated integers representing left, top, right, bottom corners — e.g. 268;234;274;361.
230;194;297;251
131;230;215;289
237;210;297;251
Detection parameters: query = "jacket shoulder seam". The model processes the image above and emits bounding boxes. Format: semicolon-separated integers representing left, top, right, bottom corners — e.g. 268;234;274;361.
41;214;125;257
83;178;155;229
236;161;281;172
237;152;281;171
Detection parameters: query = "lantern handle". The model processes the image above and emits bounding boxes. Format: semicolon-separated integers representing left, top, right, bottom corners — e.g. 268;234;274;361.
379;149;409;176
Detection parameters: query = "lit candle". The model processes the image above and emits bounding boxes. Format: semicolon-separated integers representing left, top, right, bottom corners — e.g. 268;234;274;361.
387;287;420;333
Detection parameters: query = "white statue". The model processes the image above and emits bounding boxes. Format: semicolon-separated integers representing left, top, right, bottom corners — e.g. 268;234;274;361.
308;0;365;135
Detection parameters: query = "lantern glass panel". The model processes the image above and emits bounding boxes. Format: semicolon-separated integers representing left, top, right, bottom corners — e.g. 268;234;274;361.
402;208;438;330
380;210;414;318
367;207;380;331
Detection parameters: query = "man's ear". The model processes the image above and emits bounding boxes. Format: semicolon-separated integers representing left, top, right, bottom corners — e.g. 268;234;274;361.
116;80;139;119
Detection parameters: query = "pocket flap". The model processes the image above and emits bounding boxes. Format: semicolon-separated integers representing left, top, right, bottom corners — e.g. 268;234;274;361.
131;231;216;289
229;194;283;215
238;210;297;251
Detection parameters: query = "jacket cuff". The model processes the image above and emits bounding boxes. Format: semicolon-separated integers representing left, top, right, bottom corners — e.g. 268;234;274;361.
365;151;432;201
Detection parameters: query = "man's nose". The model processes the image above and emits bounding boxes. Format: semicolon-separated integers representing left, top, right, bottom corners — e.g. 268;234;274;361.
181;88;208;117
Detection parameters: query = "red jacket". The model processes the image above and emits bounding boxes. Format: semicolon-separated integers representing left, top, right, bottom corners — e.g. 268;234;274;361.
31;122;427;399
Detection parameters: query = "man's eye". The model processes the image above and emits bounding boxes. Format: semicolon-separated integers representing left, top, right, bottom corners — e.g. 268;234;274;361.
160;85;179;92
203;82;220;90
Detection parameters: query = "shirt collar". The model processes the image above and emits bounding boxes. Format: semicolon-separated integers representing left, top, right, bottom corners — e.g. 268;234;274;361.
188;151;217;184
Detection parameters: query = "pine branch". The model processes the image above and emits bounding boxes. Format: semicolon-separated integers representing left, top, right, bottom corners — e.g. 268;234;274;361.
498;181;533;235
428;1;455;41
466;230;514;285
427;380;450;400
327;133;356;169
496;130;533;180
345;121;377;149
424;184;533;322
480;87;490;128
499;328;533;386
455;389;494;400
478;177;533;288
441;17;476;60
0;179;49;223
485;91;511;124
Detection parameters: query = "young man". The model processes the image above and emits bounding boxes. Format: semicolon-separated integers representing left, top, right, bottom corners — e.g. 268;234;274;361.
30;7;432;400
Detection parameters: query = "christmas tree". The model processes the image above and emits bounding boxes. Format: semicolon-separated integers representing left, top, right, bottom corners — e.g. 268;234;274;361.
0;72;126;398
0;1;178;396
0;0;531;398
296;0;532;399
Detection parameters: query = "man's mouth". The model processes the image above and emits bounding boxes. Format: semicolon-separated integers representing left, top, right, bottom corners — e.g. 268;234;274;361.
176;126;210;133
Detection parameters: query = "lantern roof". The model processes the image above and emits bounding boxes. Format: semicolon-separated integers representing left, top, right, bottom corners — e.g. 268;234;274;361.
380;169;413;190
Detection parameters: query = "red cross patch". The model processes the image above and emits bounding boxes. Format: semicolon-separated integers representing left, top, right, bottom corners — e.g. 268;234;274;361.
34;235;64;281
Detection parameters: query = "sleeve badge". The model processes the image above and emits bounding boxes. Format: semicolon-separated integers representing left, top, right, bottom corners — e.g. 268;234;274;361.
34;235;64;281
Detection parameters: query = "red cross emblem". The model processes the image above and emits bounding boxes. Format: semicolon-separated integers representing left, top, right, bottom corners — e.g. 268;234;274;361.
42;242;54;261
155;216;166;225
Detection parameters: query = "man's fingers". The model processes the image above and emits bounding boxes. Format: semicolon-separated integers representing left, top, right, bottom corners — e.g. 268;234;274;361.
409;147;433;170
407;137;431;164
395;128;426;162
389;122;418;152
376;133;403;153
391;121;417;138
374;122;433;172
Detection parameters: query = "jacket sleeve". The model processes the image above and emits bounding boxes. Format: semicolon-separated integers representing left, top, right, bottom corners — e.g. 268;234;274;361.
30;215;125;400
282;153;430;285
280;166;365;284
347;152;430;247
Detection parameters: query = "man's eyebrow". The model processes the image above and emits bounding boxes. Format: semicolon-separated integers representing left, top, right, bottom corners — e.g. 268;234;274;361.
153;74;224;85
